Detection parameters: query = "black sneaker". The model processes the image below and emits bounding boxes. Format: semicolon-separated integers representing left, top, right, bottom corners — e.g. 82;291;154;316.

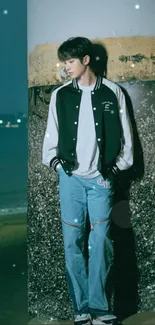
74;313;92;325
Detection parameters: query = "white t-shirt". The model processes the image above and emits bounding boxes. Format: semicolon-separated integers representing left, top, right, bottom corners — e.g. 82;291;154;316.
72;82;100;178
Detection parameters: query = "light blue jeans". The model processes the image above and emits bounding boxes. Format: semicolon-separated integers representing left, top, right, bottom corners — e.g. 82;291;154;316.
58;166;114;317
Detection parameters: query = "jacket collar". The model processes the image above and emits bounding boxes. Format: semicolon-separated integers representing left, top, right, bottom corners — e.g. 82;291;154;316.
72;75;102;91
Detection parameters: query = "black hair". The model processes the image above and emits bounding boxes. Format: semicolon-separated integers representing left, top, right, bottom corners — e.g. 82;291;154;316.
58;37;93;66
58;37;108;77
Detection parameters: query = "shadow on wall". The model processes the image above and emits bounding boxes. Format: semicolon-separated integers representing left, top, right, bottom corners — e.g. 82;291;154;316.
91;43;108;77
28;43;146;322
92;43;144;321
110;88;144;321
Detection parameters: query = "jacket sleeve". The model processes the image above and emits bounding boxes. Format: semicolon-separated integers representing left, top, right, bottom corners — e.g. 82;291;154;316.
42;90;60;170
115;87;134;171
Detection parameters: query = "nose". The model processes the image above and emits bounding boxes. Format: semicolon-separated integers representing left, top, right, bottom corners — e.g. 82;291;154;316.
65;62;71;71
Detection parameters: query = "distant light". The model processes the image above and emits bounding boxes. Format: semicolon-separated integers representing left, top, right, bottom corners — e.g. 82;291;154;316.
11;124;19;128
6;122;11;128
131;64;135;68
17;119;21;123
56;63;60;67
0;120;3;124
3;9;8;15
135;4;140;10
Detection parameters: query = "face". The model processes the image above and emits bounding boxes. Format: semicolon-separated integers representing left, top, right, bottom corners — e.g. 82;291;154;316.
64;56;90;79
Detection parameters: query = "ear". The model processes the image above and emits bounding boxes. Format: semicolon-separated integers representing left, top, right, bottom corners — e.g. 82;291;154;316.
82;55;90;66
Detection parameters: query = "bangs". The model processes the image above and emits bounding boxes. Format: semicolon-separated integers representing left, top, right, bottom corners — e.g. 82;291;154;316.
57;37;93;63
58;47;78;62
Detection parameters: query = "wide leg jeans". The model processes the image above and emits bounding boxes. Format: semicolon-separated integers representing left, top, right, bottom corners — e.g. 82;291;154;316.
58;166;114;316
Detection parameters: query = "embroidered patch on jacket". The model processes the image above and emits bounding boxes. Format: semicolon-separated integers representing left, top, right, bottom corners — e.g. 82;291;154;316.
102;101;114;112
97;177;111;188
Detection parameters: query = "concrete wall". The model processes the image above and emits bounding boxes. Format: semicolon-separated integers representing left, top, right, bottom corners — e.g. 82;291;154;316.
28;36;155;87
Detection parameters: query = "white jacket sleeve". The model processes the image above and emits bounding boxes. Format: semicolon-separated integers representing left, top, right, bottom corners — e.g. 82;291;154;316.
42;91;59;169
116;87;134;171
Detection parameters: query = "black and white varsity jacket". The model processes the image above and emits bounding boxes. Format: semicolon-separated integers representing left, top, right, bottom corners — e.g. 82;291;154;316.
42;76;133;177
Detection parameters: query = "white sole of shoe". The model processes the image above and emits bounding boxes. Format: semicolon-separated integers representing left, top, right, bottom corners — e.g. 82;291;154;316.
92;320;113;325
75;321;91;325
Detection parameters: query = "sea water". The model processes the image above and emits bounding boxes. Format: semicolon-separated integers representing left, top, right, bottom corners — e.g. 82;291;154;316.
0;127;27;215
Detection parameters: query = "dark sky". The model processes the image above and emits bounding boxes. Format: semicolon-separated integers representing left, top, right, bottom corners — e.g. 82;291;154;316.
0;0;27;114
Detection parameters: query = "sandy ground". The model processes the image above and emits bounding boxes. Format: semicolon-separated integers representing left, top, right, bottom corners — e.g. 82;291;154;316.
0;213;29;325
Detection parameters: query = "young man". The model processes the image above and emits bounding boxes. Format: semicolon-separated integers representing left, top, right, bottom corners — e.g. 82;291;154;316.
42;37;133;325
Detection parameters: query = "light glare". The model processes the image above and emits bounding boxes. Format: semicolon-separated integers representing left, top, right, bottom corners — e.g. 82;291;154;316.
3;9;8;15
135;4;140;10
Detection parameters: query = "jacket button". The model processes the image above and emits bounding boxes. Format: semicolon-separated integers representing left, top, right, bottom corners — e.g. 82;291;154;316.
71;153;74;156
73;138;76;141
93;107;96;110
96;122;98;126
92;92;94;94
76;105;79;108
98;138;101;141
74;122;77;124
